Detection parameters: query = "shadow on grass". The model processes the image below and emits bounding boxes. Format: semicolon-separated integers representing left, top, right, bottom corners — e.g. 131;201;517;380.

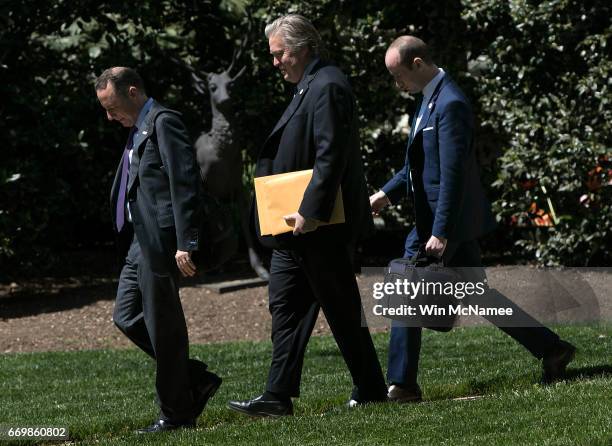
466;372;537;394
426;365;612;402
424;371;537;402
565;364;612;382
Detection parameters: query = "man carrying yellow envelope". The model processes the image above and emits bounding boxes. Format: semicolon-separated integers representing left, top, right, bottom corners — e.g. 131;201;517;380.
228;14;387;417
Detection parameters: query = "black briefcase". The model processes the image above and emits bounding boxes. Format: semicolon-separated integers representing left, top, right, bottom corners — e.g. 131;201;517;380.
382;247;462;332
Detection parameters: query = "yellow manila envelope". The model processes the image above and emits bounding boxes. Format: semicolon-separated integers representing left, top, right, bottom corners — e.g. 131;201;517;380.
254;169;345;236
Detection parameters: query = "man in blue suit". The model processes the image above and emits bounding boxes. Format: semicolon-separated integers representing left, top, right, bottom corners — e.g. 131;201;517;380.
370;36;576;402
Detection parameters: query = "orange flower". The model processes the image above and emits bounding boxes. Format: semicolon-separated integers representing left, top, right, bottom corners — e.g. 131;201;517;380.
527;202;553;227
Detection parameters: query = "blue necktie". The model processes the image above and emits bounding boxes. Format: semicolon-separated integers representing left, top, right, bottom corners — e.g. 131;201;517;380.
116;126;137;232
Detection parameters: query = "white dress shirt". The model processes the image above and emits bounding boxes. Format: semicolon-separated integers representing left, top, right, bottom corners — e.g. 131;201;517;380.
380;68;446;198
126;97;154;222
414;68;445;132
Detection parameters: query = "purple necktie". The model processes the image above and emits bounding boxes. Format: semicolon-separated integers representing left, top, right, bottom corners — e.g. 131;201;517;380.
116;126;137;232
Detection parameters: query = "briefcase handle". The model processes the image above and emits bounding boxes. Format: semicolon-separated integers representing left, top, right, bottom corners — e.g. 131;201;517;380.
410;243;444;267
387;244;442;275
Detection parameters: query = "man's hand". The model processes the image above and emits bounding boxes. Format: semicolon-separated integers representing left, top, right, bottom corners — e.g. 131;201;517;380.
175;250;196;277
425;235;447;258
283;212;319;235
370;190;391;215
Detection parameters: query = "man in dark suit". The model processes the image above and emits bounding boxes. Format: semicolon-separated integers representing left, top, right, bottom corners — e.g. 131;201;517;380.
96;67;221;432
369;36;576;402
228;15;387;417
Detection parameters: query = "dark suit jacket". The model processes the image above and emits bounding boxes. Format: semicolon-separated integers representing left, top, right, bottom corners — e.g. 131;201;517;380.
110;100;200;272
382;74;496;243
253;58;374;250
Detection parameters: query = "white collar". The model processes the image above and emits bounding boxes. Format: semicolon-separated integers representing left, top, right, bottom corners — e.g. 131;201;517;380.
421;68;445;103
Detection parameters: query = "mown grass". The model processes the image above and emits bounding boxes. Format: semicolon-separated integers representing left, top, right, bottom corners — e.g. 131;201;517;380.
0;324;610;445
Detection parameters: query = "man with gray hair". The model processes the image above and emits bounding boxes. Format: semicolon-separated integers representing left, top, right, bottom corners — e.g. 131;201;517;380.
228;14;387;417
96;67;221;433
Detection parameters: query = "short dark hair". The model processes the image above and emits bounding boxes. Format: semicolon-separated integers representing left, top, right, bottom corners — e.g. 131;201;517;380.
388;36;433;68
94;67;146;96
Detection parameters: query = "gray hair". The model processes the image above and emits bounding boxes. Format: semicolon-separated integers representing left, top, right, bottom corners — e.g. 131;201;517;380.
264;14;322;56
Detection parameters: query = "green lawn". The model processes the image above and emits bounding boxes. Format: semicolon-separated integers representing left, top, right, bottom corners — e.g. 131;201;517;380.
1;325;611;445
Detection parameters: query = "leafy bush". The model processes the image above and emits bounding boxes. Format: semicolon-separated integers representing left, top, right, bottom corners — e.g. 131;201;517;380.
0;1;238;274
462;0;611;265
1;0;609;274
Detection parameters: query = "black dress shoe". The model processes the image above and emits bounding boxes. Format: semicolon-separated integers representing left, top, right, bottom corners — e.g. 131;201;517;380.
228;394;293;417
192;371;222;418
136;418;195;434
542;340;576;383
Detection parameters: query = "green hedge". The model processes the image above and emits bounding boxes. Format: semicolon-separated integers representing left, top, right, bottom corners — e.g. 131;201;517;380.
1;0;609;274
462;0;611;265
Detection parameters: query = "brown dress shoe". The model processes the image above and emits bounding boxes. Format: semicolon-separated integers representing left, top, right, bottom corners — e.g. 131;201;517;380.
387;384;423;403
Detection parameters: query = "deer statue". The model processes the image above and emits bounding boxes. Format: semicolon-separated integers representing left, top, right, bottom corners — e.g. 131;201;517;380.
174;37;270;281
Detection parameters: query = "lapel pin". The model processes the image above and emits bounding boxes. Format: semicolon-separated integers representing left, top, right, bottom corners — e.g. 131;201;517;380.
299;89;304;95
428;102;433;109
142;130;148;135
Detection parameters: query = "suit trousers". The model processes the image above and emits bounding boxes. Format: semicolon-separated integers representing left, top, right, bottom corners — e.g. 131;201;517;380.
265;240;387;401
387;229;561;386
113;234;199;422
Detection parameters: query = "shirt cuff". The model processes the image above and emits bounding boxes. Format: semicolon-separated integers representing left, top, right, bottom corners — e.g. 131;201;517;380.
379;190;391;206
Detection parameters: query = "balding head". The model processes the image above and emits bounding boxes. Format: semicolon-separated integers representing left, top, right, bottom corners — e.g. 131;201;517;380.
95;67;148;127
94;67;146;97
384;36;439;94
386;36;434;69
